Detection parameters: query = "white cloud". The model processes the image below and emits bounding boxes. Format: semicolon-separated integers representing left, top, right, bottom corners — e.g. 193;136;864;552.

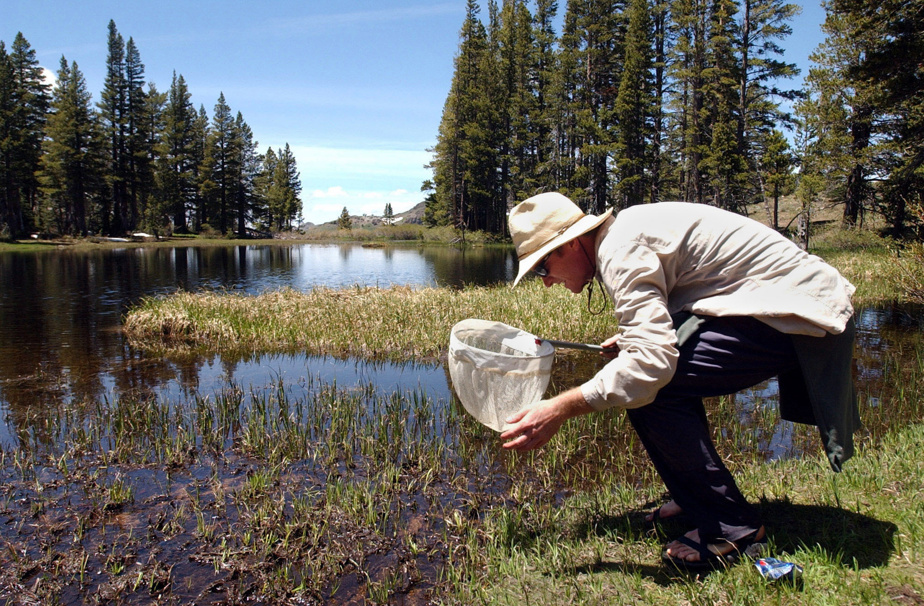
41;67;56;88
304;186;425;225
310;186;349;199
293;146;432;224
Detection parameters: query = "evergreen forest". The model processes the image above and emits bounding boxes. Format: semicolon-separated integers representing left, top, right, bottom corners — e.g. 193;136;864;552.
0;21;302;240
425;0;923;240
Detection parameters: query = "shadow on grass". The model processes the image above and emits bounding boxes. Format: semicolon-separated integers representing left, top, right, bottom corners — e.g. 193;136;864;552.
756;497;897;569
562;497;896;584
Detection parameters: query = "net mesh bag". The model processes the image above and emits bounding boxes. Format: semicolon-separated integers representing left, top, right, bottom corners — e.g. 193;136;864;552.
448;318;555;432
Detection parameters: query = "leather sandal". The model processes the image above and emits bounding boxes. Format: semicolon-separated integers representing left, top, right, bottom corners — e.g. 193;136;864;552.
662;528;767;571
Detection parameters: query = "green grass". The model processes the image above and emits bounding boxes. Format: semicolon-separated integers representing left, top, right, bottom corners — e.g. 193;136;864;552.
456;421;924;606
122;238;922;363
4;230;924;603
123;279;622;360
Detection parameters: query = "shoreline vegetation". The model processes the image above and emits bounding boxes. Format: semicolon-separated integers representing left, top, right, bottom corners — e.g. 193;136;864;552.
2;223;924;604
0;221;505;253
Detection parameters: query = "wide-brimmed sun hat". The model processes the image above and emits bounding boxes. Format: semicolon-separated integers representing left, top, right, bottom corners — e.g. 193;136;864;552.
508;192;613;286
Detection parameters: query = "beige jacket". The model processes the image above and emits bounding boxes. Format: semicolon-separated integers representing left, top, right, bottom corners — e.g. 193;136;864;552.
580;202;856;411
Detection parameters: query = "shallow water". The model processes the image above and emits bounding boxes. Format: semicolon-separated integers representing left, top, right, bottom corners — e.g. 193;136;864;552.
0;243;514;448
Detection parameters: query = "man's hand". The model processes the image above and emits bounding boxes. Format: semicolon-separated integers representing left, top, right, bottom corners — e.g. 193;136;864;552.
600;335;620;359
500;387;594;451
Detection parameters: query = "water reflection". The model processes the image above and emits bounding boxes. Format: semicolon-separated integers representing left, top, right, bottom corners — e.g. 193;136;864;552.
0;243;516;447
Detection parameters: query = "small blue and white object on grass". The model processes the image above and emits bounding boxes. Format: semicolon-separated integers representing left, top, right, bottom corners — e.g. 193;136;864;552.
755;557;803;582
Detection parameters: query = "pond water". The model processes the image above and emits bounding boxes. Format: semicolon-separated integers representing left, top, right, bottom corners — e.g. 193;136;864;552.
0;242;921;456
0;243;515;448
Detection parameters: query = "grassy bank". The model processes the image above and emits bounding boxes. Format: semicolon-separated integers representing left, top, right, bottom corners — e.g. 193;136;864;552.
0;223;500;253
459;420;924;605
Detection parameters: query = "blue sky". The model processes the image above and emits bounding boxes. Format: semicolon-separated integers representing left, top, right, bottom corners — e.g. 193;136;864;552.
3;1;826;224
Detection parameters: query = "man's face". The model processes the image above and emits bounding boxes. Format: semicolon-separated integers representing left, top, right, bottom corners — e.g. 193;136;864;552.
539;239;594;294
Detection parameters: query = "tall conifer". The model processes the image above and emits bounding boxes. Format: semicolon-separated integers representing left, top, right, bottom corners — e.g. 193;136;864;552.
431;0;494;232
157;73;197;233
201;93;238;233
124;37;148;230
559;0;626;213
614;0;656;207
39;58;104;236
99;20;127;234
2;34;50;237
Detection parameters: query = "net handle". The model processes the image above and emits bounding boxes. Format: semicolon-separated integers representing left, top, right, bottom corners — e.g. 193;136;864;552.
539;338;617;354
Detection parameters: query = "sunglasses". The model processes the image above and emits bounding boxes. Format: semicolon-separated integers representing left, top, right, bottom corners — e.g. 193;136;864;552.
533;253;551;277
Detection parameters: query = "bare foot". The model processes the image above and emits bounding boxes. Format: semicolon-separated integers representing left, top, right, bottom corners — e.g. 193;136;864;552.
664;526;766;562
645;499;683;522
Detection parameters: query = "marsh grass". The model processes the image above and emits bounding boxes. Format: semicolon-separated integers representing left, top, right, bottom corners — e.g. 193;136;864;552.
1;332;921;604
123;279;621;361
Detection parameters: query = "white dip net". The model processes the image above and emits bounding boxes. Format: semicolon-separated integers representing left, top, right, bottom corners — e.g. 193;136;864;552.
448;319;555;432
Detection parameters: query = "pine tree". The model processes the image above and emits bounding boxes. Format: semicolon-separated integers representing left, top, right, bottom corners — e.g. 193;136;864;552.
701;0;747;211
232;112;261;237
830;0;924;235
801;3;875;227
613;0;656;208
124;37;148;230
2;34;51;237
277;143;301;230
758;128;795;230
261;144;301;231
735;0;801;210
201;93;239;234
559;0;626;213
495;0;536;208
254;146;276;230
649;0;672;203
191;105;209;231
383;202;394;224
39;57;105;236
99;20;128;234
667;0;709;203
530;0;561;192
431;0;498;233
337;206;352;230
0;42;15;237
139;82;165;233
156;73;197;233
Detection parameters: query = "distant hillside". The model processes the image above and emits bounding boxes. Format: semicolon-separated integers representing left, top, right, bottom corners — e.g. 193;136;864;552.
313;201;426;228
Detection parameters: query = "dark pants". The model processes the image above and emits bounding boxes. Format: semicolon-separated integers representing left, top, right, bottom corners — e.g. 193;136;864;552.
626;316;800;544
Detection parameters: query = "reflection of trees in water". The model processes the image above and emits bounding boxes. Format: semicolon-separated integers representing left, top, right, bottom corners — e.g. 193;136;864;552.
420;246;516;288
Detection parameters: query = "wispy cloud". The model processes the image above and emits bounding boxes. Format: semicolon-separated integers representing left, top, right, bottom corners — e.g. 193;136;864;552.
140;3;460;48
263;4;460;33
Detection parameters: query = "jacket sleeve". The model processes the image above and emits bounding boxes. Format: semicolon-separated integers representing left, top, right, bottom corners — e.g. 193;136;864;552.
580;242;680;410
